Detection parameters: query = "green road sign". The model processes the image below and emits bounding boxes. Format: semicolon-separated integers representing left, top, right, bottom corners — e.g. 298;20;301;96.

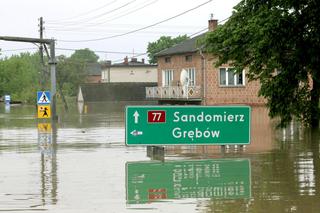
125;106;251;145
126;159;251;204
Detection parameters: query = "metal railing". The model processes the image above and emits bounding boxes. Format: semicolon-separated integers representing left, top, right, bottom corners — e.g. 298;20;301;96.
146;86;202;99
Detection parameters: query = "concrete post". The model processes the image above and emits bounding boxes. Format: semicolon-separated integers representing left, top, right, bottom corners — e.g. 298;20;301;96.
49;40;57;120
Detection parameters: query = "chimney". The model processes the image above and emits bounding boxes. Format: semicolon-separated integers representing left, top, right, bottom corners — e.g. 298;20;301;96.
124;56;128;64
101;60;111;68
141;58;145;64
208;14;218;32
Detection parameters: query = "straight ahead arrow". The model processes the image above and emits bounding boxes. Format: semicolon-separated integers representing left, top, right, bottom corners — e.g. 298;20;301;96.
133;111;139;124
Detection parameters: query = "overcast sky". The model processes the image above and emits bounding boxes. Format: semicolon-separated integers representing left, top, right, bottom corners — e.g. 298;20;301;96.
0;0;240;62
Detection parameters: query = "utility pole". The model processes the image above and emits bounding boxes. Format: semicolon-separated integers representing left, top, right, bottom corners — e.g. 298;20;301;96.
39;17;45;89
39;17;44;63
49;40;57;120
0;36;57;120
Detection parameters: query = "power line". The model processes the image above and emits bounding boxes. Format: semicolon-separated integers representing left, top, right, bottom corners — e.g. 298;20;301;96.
187;17;231;38
56;47;145;55
0;16;229;57
58;0;213;43
109;23;217;63
218;16;230;24
47;28;201;36
47;0;159;29
49;0;137;26
47;23;206;31
47;0;118;23
188;27;207;37
0;47;37;52
112;52;148;63
94;0;159;26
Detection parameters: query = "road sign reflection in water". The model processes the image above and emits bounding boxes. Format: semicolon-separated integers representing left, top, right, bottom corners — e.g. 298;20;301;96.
126;159;251;204
126;106;251;145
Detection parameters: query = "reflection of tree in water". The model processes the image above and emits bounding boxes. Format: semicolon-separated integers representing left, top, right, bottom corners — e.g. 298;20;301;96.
206;127;320;213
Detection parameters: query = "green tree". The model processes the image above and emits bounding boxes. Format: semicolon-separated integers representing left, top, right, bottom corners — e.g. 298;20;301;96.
147;35;188;64
202;0;320;127
56;48;99;110
70;48;99;63
0;52;41;103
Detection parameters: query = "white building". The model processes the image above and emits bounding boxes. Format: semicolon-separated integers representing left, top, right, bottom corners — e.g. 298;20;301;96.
101;57;157;83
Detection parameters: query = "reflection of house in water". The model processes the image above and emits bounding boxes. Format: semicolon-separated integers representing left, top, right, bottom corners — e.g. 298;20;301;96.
166;106;275;155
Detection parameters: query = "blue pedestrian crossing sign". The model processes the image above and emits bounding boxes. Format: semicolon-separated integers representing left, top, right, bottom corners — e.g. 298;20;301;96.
37;91;51;104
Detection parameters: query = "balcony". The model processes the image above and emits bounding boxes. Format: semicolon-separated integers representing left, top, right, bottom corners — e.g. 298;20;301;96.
146;86;202;100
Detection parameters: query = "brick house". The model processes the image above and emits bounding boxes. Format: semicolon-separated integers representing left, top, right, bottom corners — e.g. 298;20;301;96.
146;19;265;106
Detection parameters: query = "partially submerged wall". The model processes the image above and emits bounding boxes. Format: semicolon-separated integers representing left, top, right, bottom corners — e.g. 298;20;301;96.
78;82;157;102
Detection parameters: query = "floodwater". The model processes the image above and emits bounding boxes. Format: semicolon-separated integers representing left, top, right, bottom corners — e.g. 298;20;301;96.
1;102;320;213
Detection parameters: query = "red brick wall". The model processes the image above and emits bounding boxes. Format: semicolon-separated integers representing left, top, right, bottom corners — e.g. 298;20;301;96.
157;53;203;87
205;55;265;106
157;53;266;106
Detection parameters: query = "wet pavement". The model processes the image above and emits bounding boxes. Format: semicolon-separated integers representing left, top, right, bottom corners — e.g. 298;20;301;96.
1;102;320;212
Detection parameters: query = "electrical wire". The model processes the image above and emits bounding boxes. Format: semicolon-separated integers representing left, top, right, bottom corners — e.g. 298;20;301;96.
186;17;231;38
188;27;207;37
58;0;213;43
47;0;159;30
112;52;148;63
56;47;145;55
49;0;137;26
93;0;158;26
47;0;118;23
0;47;37;52
1;15;229;59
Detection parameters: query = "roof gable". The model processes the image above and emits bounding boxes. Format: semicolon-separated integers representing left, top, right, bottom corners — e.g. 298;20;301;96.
155;33;206;57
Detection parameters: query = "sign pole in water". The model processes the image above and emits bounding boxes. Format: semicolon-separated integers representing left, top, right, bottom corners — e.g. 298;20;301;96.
126;106;251;145
4;95;10;105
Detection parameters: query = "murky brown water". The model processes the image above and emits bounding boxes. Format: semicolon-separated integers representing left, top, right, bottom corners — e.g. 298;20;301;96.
1;102;320;212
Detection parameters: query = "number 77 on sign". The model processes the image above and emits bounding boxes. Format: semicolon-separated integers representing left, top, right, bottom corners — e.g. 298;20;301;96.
148;110;166;123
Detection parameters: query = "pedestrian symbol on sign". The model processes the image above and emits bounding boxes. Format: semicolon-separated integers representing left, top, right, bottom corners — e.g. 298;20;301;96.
37;91;51;104
37;105;51;119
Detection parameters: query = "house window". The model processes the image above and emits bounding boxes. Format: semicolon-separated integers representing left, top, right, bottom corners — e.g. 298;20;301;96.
165;57;171;63
219;68;245;86
185;55;192;62
185;68;196;86
162;69;174;86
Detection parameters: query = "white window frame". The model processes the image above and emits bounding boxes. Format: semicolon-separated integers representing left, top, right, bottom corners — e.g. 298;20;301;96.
185;67;196;86
219;67;245;87
162;69;174;86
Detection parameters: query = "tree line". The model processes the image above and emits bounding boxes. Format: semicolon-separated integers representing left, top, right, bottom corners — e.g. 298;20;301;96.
0;48;99;104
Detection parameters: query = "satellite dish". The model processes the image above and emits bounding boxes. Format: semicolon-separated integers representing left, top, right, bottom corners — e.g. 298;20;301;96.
180;69;189;86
